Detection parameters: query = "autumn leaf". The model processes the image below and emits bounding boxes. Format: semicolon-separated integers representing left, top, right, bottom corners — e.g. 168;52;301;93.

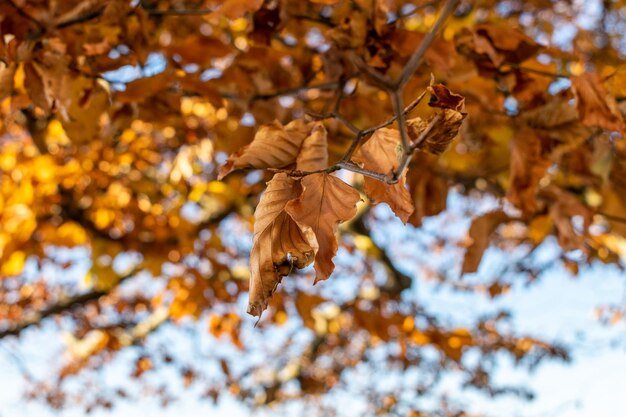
427;83;465;111
390;31;457;74
462;210;509;274
353;128;414;223
61;76;110;144
285;173;360;282
218;120;314;180
248;173;317;317
571;73;626;134
540;186;592;251
456;24;539;71
296;123;329;172
0;62;16;101
407;84;466;155
407;152;448;227
408;110;466;156
507;126;550;215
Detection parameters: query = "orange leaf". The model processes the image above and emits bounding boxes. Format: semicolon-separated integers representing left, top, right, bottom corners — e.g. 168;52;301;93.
286;173;360;282
353;128;414;223
571;73;626;134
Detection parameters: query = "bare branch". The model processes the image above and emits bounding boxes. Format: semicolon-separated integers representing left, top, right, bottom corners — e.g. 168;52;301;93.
5;0;44;29
361;91;426;137
390;91;411;154
0;273;135;339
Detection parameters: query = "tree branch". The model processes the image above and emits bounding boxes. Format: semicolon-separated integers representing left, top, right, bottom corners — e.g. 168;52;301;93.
394;0;460;88
0;273;134;339
5;0;44;29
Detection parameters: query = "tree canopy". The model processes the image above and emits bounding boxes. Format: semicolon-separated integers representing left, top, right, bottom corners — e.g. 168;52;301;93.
1;0;626;415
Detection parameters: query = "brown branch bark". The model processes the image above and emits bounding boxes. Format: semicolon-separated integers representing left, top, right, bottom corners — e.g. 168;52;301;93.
0;273;134;339
394;0;460;88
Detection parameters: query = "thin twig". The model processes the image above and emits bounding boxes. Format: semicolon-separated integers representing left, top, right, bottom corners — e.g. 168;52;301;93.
5;0;44;29
341;132;364;163
0;273;135;339
599;211;626;224
56;6;106;28
361;91;426;137
395;0;460;88
410;113;441;151
350;52;394;89
337;161;393;183
505;62;570;79
391;90;411;153
268;161;391;184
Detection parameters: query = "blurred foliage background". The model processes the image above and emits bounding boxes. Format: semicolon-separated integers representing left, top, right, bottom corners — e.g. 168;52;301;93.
1;0;626;416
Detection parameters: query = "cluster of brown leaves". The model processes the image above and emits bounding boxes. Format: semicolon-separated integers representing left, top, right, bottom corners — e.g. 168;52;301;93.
221;82;466;316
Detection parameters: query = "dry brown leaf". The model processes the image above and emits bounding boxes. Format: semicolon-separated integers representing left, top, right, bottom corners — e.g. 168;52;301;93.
523;97;578;129
218;120;313;180
248;173;316;317
456;24;539;70
462;210;509;274
116;71;176;103
407;153;448;227
540;186;592;251
408;109;466;155
286;173;360;282
390;30;458;74
296;123;329;172
353;128;414;223
427;83;465;112
407;84;466;155
507;127;550;215
0;62;16;101
167;35;232;65
295;292;327;330
571;73;626;134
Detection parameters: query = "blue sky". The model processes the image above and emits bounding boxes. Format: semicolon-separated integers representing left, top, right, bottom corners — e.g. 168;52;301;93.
1;194;626;417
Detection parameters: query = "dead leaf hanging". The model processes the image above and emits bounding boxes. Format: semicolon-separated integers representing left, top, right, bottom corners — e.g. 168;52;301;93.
218;119;314;179
285;173;360;282
353;128;414;223
248;173;317;317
